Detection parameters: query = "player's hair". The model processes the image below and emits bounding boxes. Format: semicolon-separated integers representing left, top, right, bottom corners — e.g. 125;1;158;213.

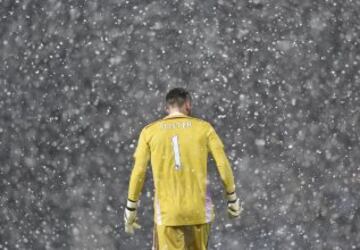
165;87;191;107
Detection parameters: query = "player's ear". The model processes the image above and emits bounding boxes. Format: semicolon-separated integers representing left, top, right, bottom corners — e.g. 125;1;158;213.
184;100;191;114
186;99;192;109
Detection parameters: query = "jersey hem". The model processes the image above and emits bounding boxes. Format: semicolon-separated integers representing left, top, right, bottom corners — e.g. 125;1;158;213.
153;218;215;226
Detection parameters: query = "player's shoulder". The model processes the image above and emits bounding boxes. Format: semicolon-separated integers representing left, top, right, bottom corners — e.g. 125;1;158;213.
181;116;215;133
142;118;163;131
189;117;218;135
187;115;211;127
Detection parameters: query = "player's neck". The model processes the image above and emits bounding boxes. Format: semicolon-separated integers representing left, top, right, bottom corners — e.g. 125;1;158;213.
168;110;188;116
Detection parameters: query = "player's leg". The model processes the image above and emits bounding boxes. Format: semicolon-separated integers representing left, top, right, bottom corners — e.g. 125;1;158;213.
153;223;186;250
184;223;211;250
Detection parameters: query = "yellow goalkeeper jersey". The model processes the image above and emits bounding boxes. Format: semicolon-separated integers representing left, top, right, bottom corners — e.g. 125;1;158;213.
127;112;236;226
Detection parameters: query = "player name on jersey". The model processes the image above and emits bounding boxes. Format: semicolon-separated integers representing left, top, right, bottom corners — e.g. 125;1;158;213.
160;121;192;129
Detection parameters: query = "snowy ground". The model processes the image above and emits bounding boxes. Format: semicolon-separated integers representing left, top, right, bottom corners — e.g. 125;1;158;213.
1;0;360;249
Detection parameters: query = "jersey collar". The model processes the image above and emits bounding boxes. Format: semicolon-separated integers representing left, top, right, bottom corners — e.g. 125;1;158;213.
163;112;189;120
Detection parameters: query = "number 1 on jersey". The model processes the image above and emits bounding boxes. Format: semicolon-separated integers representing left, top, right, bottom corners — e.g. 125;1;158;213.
171;135;181;170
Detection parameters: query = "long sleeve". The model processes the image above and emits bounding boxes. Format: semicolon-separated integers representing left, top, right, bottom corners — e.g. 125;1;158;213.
127;127;150;201
207;124;236;194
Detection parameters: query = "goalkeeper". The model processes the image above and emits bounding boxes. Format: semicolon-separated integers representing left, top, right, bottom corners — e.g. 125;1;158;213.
124;87;243;249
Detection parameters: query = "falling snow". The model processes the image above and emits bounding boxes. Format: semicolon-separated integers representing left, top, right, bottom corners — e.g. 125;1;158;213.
1;0;360;249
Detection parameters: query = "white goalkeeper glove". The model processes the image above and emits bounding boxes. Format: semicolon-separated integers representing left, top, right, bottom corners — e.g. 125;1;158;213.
226;191;243;219
124;199;141;234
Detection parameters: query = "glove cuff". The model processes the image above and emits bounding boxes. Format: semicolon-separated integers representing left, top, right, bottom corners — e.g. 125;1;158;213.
126;199;138;211
226;191;237;203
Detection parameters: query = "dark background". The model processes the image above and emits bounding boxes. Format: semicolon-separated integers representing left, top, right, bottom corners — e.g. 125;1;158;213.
1;0;360;249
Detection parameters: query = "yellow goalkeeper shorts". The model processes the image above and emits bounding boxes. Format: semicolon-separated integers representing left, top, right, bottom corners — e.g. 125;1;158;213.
152;223;211;250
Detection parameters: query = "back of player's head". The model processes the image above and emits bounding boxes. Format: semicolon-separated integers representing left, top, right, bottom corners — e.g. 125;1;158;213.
165;87;191;107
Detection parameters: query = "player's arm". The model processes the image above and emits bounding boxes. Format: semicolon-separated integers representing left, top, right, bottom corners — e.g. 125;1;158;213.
207;123;243;218
207;124;235;193
128;127;150;201
124;127;150;234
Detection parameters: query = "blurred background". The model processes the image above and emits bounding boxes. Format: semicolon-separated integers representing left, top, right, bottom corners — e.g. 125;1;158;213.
0;0;359;249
